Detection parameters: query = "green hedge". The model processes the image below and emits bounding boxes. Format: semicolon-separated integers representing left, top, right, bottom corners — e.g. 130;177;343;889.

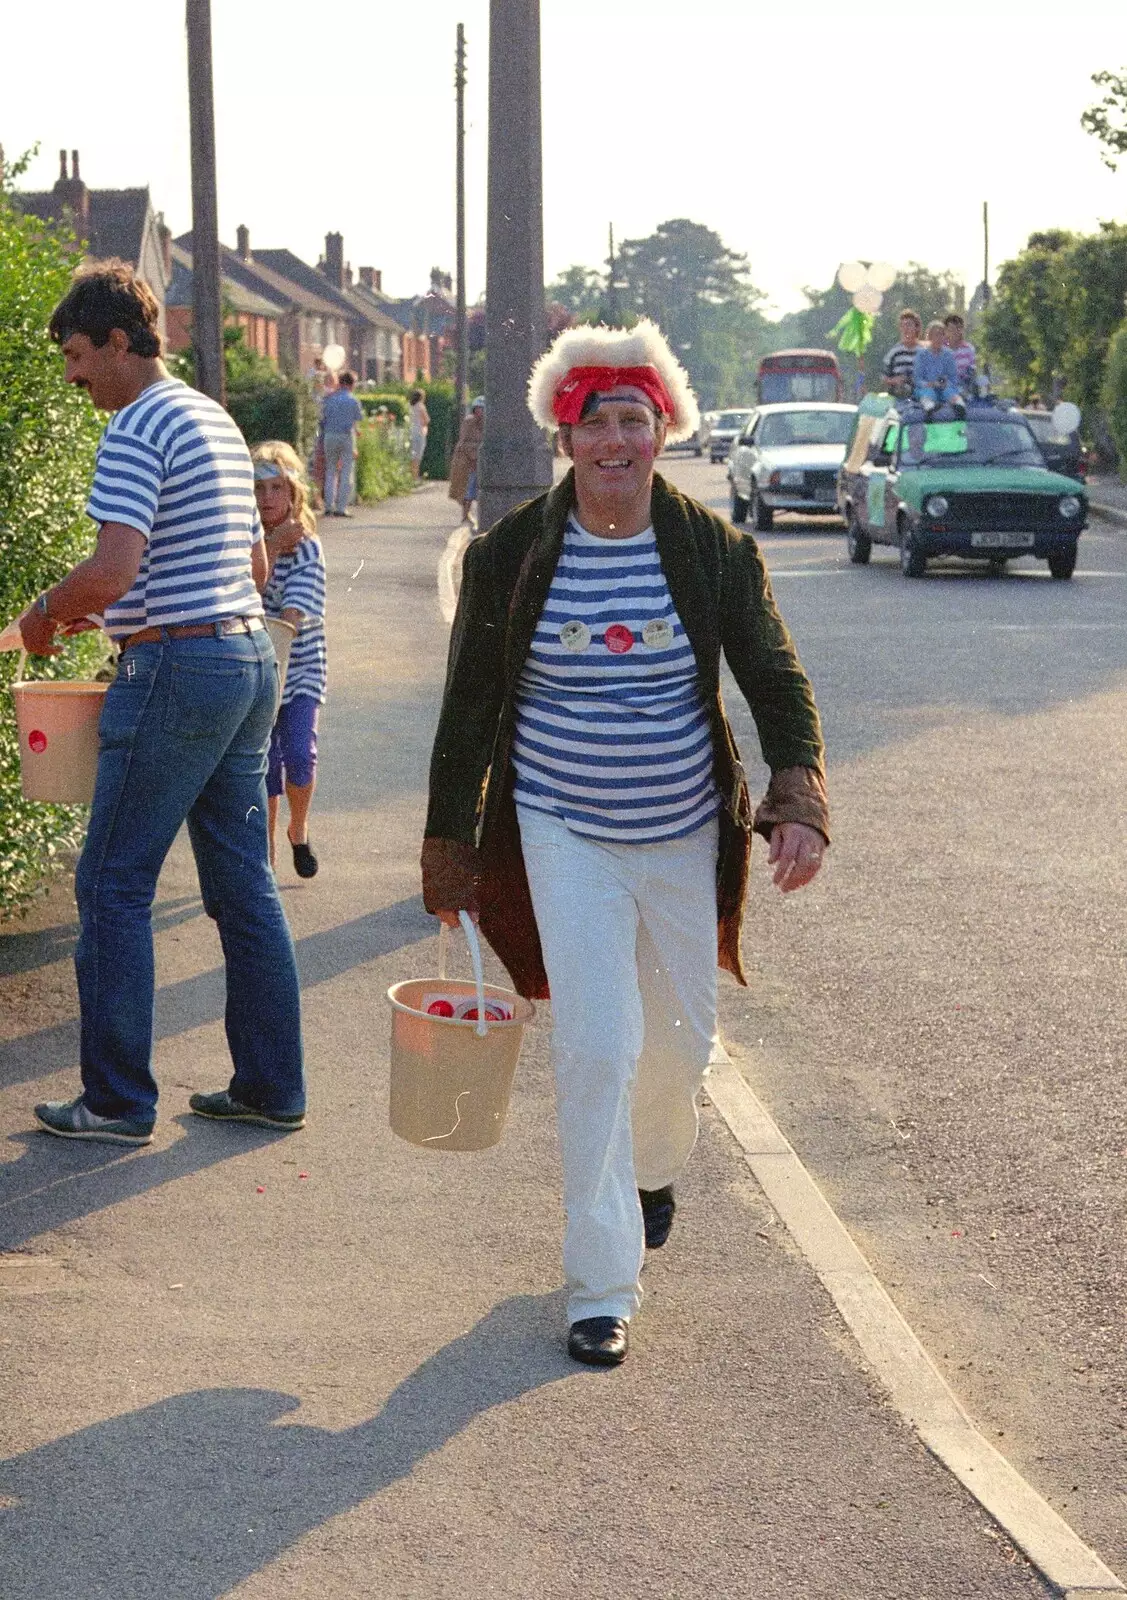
355;420;413;503
357;392;408;423
227;378;317;456
1103;320;1127;478
0;180;111;913
359;378;456;479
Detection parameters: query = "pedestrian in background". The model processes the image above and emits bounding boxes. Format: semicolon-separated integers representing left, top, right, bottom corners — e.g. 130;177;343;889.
252;442;327;881
448;395;484;528
23;260;305;1145
320;369;364;517
422;321;828;1367
408;387;430;482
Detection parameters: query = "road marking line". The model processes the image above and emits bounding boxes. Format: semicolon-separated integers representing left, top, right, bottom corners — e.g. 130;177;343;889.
706;1055;1125;1596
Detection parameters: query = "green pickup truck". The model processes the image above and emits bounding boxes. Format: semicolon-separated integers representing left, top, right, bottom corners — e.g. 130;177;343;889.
836;396;1087;578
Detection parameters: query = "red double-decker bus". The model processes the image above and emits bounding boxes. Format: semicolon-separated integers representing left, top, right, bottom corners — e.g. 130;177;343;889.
756;349;843;404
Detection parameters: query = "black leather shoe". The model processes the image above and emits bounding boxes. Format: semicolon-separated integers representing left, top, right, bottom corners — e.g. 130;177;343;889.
290;838;318;879
639;1184;675;1249
567;1316;629;1367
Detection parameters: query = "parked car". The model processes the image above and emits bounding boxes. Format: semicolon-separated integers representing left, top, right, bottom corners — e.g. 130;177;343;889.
836;397;1087;578
704;408;754;463
728;402;857;530
1020;408;1086;481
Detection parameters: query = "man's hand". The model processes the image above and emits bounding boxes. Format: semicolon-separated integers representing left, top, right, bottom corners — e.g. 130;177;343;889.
767;822;826;893
18;600;60;657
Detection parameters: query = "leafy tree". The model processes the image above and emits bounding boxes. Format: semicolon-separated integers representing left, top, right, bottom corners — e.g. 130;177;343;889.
547;265;605;324
1101;319;1127;475
981;232;1074;402
1081;69;1127;170
0;153;109;912
1059;224;1127;419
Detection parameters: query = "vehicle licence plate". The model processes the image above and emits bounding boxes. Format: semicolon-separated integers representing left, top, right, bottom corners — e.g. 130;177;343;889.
971;531;1035;548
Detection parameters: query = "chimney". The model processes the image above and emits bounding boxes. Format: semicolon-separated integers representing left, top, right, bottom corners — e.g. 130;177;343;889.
324;231;344;290
343;262;353;288
236;223;250;261
53;148;89;236
358;266;382;293
157;215;172;281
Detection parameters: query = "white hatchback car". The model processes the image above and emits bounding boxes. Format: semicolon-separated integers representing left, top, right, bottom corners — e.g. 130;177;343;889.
727;402;857;531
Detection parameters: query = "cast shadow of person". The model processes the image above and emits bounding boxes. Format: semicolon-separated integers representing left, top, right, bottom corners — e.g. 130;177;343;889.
0;1292;574;1599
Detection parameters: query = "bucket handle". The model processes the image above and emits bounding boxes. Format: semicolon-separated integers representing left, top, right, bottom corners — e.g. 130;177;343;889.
437;911;489;1038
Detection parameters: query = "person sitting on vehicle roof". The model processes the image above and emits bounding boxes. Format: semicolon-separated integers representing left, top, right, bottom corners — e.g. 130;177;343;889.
881;310;923;396
944;312;977;389
913;322;963;413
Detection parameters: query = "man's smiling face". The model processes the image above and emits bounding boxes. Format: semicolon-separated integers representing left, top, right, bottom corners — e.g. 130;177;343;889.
563;388;666;509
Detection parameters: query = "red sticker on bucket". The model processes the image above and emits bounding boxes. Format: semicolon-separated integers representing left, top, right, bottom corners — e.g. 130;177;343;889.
604;624;634;654
28;730;47;754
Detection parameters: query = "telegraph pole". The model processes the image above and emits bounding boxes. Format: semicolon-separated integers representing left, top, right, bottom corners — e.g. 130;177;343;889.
477;0;554;532
605;222;618;327
186;0;225;405
982;200;991;305
453;23;468;460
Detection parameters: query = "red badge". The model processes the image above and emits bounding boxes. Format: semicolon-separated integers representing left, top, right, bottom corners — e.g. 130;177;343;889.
604;624;635;654
28;730;47;754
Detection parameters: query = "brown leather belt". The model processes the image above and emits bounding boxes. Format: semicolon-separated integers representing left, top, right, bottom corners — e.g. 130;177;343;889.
119;616;265;653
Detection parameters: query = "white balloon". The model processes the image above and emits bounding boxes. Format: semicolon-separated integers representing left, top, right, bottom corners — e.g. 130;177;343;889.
1051;400;1081;435
866;261;897;292
321;342;346;373
853;286;883;314
838;261;867;293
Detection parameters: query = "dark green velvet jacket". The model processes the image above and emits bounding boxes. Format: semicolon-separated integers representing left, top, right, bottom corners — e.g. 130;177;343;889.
423;470;828;999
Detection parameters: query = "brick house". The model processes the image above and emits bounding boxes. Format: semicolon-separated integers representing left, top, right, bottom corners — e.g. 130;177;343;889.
14;150;171;339
165;240;280;363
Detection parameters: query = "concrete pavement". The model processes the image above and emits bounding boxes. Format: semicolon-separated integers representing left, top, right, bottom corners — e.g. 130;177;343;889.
0;478;1104;1597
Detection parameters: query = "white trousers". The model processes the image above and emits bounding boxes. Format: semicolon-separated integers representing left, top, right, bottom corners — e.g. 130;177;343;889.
517;805;719;1323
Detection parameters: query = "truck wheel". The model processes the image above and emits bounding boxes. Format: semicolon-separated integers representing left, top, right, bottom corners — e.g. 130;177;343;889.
846;509;871;565
1047;543;1077;580
730;484;748;524
899;520;926;578
752;492;774;532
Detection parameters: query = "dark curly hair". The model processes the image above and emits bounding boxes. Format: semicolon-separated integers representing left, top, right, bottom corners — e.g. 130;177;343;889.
48;258;163;358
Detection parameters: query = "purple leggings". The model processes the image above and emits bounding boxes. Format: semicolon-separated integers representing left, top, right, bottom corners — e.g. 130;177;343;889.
267;694;320;795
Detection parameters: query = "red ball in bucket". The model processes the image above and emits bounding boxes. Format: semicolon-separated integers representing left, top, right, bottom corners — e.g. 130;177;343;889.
426;999;456;1017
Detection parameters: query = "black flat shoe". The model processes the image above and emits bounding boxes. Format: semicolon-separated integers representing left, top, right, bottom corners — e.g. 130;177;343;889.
567;1316;629;1367
639;1184;675;1249
290;838;318;878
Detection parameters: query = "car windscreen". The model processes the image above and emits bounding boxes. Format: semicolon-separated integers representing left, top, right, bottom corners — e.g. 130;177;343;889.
1022;414;1078;447
758;410;855;448
897;418;1044;468
715;412;752;430
760;372;838;403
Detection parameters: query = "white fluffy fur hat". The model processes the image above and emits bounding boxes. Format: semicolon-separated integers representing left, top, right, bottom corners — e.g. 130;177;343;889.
527;318;700;444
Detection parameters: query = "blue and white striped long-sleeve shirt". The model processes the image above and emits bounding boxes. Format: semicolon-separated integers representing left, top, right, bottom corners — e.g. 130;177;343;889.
511;516;719;843
262;537;327;705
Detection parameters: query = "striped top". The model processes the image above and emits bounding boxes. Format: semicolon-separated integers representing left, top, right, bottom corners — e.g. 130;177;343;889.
87;379;264;641
512;516;719;844
262;537;327;705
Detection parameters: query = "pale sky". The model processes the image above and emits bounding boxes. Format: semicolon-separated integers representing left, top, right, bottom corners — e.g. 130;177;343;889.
5;0;1124;317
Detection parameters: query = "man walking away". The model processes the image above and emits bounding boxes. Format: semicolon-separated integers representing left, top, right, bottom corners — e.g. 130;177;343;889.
321;370;364;517
21;260;306;1146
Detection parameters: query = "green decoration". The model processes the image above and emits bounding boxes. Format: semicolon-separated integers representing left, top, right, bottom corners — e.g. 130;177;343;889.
922;421;968;454
830;307;874;357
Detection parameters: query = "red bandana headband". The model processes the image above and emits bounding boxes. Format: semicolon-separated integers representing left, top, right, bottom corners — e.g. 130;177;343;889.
551;365;675;427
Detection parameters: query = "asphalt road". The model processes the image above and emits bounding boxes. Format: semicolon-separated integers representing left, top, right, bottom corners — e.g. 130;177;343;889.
661;450;1127;1577
0;467;1121;1596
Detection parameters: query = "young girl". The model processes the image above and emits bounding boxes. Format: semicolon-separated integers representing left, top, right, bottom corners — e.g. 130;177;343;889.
252;442;328;879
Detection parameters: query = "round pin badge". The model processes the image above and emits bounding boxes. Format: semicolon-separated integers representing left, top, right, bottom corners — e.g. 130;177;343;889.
559;620;591;652
28;730;47;754
642;617;674;650
604;624;635;655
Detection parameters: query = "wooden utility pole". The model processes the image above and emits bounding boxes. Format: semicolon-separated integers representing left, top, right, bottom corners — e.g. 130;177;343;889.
982;200;991;305
453;23;468;458
605;222;619;327
186;0;225;404
477;0;553;532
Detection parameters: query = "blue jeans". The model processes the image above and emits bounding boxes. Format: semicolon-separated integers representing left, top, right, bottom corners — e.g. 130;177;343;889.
75;629;305;1123
323;431;355;513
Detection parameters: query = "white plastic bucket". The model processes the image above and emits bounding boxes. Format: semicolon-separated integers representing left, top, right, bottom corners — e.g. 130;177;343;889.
387;912;534;1152
265;616;296;687
11;657;107;804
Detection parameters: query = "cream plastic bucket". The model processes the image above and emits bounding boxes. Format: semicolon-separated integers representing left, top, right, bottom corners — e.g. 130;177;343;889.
11;663;108;804
265;616;296;687
387;912;534;1151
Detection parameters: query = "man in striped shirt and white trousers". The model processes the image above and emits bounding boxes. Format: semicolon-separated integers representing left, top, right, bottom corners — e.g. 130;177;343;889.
423;321;830;1367
20;261;305;1146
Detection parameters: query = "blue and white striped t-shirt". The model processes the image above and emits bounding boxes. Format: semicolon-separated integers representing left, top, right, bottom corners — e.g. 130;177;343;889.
263;537;327;706
512;516;719;843
87;379;264;641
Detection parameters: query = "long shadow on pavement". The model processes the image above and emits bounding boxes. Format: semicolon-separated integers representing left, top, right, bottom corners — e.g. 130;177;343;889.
0;895;206;978
0;894;433;1095
0;1293;572;1600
